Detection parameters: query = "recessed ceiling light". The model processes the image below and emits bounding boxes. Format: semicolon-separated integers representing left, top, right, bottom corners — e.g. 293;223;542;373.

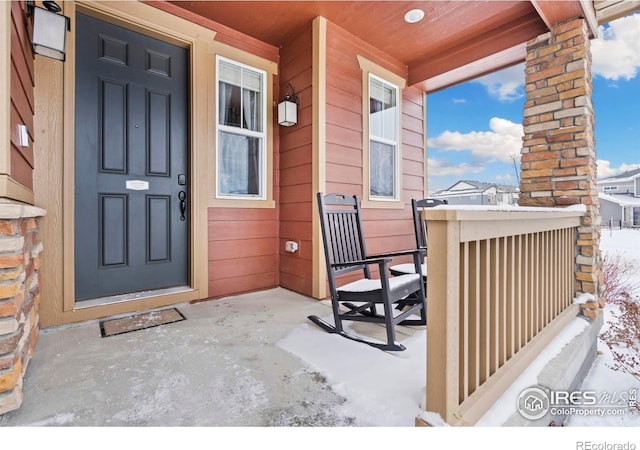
404;9;425;24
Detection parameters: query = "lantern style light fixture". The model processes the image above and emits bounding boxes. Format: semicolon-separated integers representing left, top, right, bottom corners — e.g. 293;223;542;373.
278;83;299;127
26;1;71;61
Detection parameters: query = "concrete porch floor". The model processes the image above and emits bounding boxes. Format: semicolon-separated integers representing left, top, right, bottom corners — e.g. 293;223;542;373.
0;288;360;427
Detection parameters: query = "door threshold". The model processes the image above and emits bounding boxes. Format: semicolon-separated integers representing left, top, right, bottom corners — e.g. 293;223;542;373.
75;286;193;310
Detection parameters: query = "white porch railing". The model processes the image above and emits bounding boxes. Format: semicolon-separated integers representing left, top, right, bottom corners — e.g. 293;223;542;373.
423;205;585;425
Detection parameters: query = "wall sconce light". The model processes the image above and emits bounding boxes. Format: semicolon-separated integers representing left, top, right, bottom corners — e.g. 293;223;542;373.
26;1;70;61
278;83;299;127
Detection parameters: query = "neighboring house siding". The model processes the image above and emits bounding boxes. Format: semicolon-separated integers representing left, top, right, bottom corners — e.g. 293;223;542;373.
444;196;485;206
599;180;633;194
600;198;622;223
324;22;421;257
10;0;34;191
279;27;314;296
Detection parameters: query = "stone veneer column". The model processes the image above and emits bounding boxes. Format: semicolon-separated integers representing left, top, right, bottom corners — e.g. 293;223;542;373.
520;18;603;306
0;202;45;414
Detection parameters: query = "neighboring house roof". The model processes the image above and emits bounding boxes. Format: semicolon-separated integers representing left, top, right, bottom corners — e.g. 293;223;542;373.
599;193;640;207
432;180;519;197
598;168;640;184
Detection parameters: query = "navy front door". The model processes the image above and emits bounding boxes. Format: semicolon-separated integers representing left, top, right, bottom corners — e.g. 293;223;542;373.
74;13;189;301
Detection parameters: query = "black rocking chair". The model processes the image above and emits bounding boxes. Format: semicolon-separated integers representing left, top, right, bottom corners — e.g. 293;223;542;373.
307;192;426;351
390;198;448;278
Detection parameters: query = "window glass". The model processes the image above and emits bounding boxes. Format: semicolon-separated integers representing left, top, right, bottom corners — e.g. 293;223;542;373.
369;75;398;200
216;57;266;198
370;77;397;141
218;131;261;196
369;140;395;198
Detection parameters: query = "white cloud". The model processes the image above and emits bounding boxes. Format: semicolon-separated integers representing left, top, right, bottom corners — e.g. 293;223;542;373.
496;174;513;182
597;160;640;179
467;13;640;98
592;13;640;80
474;64;525;101
427;117;523;163
427;158;484;177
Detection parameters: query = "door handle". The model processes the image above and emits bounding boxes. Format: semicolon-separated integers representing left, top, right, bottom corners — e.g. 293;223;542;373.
178;191;187;221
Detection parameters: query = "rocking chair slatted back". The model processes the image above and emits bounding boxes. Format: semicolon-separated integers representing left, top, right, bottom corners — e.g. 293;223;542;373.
320;193;369;276
412;198;448;250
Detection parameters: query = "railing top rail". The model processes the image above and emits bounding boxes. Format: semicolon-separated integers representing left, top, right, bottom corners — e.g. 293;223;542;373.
423;204;586;222
423;205;584;242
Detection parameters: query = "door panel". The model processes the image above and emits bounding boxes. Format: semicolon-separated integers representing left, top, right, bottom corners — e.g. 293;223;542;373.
75;13;189;301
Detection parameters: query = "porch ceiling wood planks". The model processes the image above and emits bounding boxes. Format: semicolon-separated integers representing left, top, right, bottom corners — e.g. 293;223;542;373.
166;0;589;92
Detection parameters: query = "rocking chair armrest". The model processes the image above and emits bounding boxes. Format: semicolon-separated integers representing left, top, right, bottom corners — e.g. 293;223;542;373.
367;248;426;259
330;257;392;269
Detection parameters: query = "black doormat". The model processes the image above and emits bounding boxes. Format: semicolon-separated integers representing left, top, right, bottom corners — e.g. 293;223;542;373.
100;308;186;337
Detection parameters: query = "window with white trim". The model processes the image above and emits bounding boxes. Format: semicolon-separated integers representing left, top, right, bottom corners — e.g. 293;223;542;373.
603;186;618;193
368;74;399;200
216;56;267;199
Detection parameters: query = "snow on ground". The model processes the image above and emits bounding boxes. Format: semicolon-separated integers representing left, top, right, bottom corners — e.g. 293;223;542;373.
565;228;640;427
275;228;640;446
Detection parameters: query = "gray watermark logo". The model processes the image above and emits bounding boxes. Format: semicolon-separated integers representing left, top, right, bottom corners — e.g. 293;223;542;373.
517;386;550;420
517;385;639;421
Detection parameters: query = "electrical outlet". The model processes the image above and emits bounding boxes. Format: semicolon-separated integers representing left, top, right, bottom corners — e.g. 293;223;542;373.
285;241;299;253
18;125;29;148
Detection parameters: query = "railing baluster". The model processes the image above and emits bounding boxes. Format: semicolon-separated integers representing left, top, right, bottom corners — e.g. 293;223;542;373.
468;240;478;394
490;238;499;375
506;235;515;360
461;241;469;402
480;239;489;384
498;237;510;367
543;232;547;327
515;234;522;353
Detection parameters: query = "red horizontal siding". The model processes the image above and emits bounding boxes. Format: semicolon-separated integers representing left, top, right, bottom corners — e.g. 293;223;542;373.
208;238;276;261
280;163;312;187
209;254;277;280
279;184;313;204
280;145;313;170
279;201;312;223
208;219;278;241
9;0;34;191
324;21;424;262
280;219;312;240
208;207;279;298
208;273;278;299
277;27;314;297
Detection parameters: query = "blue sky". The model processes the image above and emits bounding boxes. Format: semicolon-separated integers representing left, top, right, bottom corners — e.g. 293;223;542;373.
426;12;640;195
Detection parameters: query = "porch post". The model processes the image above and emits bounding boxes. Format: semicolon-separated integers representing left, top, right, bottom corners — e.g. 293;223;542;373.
520;18;603;306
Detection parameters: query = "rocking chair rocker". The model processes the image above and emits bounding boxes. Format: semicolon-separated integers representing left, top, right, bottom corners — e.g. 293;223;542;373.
307;192;427;351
